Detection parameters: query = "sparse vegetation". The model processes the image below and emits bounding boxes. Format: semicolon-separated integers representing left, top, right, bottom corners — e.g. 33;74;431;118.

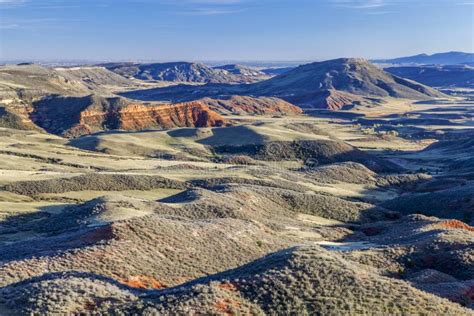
2;173;187;196
0;57;473;314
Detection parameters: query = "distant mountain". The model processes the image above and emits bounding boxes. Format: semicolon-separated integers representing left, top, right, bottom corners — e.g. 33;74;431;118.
385;65;474;88
374;52;474;65
261;67;295;76
122;58;446;110
212;64;270;82
213;64;296;79
103;62;221;82
250;58;445;108
102;62;267;84
97;62;140;78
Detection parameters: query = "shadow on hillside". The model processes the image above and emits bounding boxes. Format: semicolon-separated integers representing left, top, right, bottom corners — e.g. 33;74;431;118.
120;82;244;103
0;270;145;293
304;109;366;120
195;125;266;146
0;203;116;263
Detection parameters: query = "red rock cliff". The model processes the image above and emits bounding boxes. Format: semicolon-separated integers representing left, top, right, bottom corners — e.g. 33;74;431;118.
29;95;229;137
199;96;303;115
69;101;228;137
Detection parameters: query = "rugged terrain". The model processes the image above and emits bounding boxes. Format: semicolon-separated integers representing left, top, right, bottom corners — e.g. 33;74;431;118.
102;62;268;84
31;95;228;137
212;64;270;83
122;58;447;109
0;64;229;136
0;58;473;314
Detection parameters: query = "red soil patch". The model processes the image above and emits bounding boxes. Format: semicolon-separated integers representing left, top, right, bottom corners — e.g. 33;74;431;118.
119;275;167;289
218;282;238;292
433;220;474;232
213;298;241;315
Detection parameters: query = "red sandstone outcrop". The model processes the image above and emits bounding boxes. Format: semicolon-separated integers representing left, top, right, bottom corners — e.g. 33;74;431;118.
199;95;303;115
30;95;229;137
117;102;227;130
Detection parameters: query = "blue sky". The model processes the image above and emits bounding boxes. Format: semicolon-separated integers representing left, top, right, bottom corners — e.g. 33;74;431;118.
0;0;473;61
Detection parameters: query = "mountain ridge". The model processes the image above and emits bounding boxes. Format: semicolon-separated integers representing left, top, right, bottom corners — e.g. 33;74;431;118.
385;65;474;88
373;51;474;65
102;61;267;84
121;58;446;109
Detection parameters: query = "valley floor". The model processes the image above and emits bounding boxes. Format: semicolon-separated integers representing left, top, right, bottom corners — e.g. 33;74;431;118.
0;97;473;314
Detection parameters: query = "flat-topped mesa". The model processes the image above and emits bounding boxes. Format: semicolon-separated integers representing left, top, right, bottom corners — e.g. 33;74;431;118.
30;95;229;137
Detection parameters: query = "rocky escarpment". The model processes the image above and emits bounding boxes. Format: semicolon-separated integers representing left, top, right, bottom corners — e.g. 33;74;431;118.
0;104;39;130
0;64;136;131
0;64;229;135
31;95;229;137
199;96;303;115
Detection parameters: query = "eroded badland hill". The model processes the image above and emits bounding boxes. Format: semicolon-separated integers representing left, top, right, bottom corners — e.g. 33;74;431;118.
0;59;473;314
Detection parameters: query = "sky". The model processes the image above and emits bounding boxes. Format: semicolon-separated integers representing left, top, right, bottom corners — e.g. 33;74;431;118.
0;0;473;62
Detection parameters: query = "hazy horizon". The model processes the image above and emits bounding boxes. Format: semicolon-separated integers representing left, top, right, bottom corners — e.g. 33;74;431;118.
1;0;473;61
0;52;473;65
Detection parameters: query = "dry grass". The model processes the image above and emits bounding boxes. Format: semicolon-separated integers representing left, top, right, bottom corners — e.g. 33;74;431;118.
0;97;474;314
1;246;470;315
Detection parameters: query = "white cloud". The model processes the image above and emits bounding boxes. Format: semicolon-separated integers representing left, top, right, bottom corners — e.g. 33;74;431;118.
0;17;83;31
332;0;387;9
154;0;248;15
0;23;20;29
0;0;24;3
